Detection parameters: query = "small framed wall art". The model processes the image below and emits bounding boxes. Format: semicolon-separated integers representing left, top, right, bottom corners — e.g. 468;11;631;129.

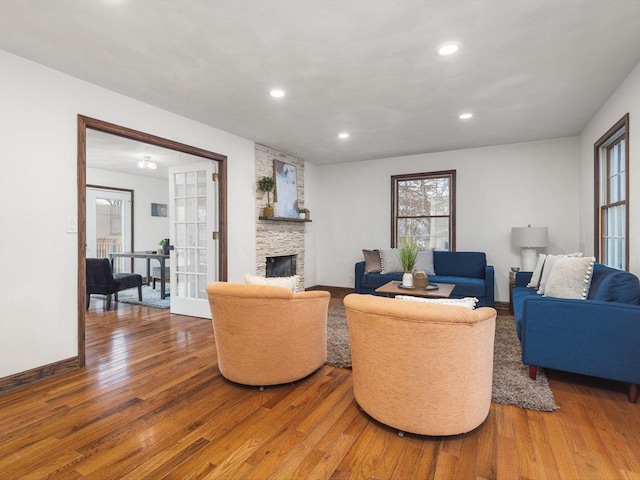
151;203;168;217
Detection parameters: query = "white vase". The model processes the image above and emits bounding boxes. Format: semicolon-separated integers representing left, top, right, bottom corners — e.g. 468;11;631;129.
298;212;306;219
402;272;413;287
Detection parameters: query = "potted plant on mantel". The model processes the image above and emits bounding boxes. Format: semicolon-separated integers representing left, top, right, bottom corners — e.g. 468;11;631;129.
397;240;419;287
298;208;310;220
258;176;276;217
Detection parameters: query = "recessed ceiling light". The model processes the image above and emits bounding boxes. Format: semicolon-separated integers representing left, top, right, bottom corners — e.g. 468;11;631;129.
437;42;461;56
338;132;350;139
459;113;473;120
270;89;286;98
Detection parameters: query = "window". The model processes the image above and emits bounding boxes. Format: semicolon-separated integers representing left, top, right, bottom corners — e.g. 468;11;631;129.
391;170;456;250
594;114;629;270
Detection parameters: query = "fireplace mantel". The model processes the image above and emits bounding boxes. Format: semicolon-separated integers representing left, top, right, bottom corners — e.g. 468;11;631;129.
259;216;311;223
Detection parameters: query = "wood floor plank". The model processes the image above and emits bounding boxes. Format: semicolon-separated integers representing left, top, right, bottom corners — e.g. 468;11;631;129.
305;409;369;479
0;301;639;479
255;375;355;479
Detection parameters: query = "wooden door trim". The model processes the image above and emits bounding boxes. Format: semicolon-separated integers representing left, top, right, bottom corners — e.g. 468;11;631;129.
78;115;228;367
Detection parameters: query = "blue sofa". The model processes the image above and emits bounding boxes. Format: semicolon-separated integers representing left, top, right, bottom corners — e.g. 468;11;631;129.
354;251;494;307
512;264;640;402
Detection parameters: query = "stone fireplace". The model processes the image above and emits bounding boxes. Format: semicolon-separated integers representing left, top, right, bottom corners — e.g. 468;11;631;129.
255;144;306;287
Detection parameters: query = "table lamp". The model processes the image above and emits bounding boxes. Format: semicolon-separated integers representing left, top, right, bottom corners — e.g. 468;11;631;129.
511;225;548;271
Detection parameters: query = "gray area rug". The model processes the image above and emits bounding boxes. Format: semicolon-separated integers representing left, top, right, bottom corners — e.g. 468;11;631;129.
115;284;170;309
326;306;558;412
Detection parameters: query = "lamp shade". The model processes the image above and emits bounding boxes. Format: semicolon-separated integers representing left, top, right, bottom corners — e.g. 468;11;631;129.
511;226;548;248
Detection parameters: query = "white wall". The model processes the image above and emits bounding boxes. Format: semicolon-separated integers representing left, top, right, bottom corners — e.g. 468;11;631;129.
86;168;170;277
0;49;256;378
304;161;319;287
315;137;580;302
578;61;640;276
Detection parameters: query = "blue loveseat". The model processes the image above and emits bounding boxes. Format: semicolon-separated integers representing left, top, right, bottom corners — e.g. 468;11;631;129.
354;251;495;307
512;263;640;402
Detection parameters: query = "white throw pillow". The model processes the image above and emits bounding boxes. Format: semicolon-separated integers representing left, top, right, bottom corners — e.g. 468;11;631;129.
380;248;404;274
536;252;583;295
543;257;595;300
244;274;300;292
396;295;478;309
527;254;547;288
414;250;435;276
537;255;558;295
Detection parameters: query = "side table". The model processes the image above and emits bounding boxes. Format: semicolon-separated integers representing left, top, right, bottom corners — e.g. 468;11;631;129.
509;275;515;314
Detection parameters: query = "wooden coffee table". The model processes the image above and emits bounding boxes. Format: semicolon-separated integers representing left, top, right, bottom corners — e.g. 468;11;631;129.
375;281;455;298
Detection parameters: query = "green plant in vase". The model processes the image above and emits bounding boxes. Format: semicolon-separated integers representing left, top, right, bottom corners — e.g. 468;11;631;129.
298;207;310;220
258;176;276;217
397;240;419;287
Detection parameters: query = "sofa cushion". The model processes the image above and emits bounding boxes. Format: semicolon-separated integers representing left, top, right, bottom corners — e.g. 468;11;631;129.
543;257;595;300
588;264;640;304
380;248;404;274
537;255;558;294
432;276;486;298
414;250;435;275
527;254;546;288
359;272;403;289
396;295;478;309
536;253;583;294
362;249;382;273
244;274;300;292
433;251;486;278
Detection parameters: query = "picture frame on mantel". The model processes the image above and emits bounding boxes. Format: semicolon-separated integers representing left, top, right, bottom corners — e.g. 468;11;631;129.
274;160;299;218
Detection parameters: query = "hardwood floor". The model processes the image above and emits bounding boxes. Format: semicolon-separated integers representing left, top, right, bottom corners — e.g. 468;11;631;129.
1;297;639;479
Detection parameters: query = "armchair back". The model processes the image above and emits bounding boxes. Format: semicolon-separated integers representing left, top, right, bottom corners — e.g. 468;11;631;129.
206;282;330;386
344;294;496;435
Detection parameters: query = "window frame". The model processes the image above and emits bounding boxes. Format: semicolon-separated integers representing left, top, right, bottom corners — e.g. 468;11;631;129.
594;113;629;270
391;169;456;250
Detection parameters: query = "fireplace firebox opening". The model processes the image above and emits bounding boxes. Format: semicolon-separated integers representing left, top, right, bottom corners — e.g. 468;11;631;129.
266;255;297;278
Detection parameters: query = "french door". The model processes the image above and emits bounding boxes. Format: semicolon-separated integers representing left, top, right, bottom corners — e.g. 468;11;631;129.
169;161;218;318
86;187;132;272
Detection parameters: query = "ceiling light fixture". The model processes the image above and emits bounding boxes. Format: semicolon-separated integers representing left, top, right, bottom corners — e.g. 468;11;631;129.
270;89;286;98
459;113;473;120
437;42;461;56
138;155;157;170
338;132;350;139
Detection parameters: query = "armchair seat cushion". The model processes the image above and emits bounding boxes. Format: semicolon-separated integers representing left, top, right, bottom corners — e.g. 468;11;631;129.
114;272;143;290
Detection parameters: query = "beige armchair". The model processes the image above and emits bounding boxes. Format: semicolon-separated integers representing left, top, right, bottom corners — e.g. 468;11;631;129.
344;293;497;436
206;282;330;386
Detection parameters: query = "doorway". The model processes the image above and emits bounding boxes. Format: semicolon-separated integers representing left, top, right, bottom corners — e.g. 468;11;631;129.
86;186;133;273
77;115;227;366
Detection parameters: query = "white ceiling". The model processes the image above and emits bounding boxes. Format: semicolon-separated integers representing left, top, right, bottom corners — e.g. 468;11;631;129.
2;0;640;165
86;129;205;180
